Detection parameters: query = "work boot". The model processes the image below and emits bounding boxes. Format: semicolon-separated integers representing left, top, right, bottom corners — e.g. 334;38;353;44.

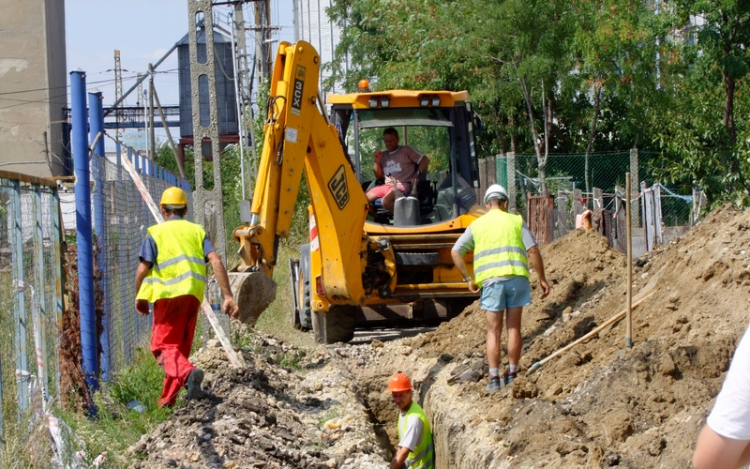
186;368;205;401
501;370;517;388
486;375;502;394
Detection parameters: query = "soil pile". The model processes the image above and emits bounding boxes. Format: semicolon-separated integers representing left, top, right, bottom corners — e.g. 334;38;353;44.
341;205;750;468
127;333;389;469
127;205;750;468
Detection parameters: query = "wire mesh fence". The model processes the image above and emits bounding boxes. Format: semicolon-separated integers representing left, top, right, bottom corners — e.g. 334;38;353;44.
90;146;192;383
0;172;63;450
478;150;703;255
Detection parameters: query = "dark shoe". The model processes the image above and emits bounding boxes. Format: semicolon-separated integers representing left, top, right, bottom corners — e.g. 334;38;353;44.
486;376;502;394
502;370;517;388
186;368;205;400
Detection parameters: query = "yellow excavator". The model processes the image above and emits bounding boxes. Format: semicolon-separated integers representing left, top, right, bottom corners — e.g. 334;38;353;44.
233;41;487;343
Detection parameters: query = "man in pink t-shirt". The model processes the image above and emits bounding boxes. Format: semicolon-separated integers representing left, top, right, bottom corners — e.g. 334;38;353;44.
367;127;430;213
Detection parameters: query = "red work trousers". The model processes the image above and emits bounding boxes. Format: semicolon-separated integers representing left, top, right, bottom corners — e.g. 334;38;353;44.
151;294;201;407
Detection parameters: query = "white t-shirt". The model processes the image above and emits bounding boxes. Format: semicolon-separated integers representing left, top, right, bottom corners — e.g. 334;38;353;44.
398;413;424;451
707;322;750;440
381;145;424;187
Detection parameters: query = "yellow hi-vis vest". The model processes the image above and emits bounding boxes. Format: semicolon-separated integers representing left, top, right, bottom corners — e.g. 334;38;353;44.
472;209;529;288
136;220;207;303
398;402;435;469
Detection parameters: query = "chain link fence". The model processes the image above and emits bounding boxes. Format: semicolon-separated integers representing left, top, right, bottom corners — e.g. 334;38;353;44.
478;150;702;255
0;171;63;450
90;145;192;383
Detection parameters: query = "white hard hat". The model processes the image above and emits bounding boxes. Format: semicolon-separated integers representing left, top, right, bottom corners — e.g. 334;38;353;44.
484;184;509;204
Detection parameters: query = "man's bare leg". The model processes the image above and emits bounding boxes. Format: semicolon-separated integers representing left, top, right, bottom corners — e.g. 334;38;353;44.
506;306;523;367
486;310;503;371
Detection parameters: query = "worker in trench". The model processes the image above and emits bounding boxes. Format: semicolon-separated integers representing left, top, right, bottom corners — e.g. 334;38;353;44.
451;184;551;394
387;372;435;469
134;187;238;407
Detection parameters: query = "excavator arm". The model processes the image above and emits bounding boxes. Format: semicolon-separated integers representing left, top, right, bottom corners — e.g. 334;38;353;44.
234;41;368;308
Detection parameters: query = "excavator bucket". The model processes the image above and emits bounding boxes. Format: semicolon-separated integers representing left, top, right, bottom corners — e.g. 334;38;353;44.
228;270;277;327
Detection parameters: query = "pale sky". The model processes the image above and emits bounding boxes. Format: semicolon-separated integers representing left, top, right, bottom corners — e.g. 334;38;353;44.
65;0;295;150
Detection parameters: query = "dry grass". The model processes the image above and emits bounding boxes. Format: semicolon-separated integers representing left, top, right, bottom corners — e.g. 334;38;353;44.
253;244;317;350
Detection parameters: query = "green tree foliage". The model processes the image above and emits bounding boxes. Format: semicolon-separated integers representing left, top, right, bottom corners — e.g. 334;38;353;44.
327;0;750;206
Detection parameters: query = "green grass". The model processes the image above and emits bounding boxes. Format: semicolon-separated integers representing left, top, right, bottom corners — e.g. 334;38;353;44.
254;244;317;350
55;348;176;469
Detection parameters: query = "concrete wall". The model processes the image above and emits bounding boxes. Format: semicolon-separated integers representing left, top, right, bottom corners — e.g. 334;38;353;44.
0;0;68;177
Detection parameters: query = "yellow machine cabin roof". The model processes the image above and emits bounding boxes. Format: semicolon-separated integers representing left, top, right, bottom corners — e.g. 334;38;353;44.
327;89;471;109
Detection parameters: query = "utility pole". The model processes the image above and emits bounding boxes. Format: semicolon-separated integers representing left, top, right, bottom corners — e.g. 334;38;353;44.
148;63;156;160
254;0;272;86
136;72;144;148
114;50;124;142
187;0;228;262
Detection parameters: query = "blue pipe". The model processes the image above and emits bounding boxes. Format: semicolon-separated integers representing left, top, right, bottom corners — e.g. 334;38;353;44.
70;71;98;395
89;91;110;383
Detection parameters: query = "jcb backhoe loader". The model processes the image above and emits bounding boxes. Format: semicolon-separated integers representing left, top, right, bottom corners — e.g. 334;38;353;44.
232;41;487;343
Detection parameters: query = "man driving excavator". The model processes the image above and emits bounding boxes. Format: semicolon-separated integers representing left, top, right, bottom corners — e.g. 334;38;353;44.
366;127;430;214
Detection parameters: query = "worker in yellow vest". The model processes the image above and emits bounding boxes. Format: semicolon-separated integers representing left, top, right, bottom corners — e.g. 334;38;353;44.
451;184;550;394
134;187;238;407
387;372;435;469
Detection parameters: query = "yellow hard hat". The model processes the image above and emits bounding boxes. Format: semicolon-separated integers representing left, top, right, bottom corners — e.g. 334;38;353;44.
160;187;187;206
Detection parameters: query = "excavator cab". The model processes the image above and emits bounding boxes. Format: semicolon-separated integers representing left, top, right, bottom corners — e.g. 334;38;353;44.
328;91;482;225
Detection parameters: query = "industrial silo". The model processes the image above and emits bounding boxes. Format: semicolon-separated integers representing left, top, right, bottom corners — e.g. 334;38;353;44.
177;24;238;155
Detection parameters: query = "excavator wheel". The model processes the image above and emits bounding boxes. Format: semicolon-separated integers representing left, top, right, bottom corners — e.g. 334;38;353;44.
312;305;356;344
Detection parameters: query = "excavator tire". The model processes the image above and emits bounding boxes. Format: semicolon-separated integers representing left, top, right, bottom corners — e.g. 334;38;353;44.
298;245;312;330
313;305;356;344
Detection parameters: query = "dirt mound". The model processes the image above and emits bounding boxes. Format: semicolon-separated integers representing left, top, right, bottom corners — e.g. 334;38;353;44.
125;204;750;468
341;205;750;468
127;333;389;469
423;229;624;358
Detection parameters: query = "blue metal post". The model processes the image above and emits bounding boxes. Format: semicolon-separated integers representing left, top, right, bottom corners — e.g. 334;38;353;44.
10;179;28;415
71;71;98;394
89;91;110;383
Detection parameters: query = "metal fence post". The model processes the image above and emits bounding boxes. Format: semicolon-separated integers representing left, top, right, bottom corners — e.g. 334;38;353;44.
89;91;111;383
51;188;63;400
32;185;49;403
630;148;640;228
507;152;517;213
10;179;29;414
71;71;99;396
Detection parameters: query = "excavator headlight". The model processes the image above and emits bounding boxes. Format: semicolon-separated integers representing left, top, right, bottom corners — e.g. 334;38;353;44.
380;96;390;108
368;97;379;108
419;96;430;107
431;95;441;107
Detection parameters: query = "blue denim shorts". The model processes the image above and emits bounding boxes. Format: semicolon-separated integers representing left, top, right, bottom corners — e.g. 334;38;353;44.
480;277;531;311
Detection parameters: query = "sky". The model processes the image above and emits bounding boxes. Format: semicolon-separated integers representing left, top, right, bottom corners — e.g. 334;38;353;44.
65;0;295;151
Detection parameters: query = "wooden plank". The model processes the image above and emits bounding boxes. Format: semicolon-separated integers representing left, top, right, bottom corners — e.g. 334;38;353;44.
0;170;58;188
556;190;568;238
593;187;603;210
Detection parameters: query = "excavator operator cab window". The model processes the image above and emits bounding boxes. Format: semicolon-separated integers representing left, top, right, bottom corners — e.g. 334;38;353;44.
331;102;480;225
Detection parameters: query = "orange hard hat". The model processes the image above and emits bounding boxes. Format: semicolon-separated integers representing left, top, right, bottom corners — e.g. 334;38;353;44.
387;372;412;393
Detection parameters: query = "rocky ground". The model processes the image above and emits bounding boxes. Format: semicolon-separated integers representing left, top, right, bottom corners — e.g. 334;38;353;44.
129;204;750;468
